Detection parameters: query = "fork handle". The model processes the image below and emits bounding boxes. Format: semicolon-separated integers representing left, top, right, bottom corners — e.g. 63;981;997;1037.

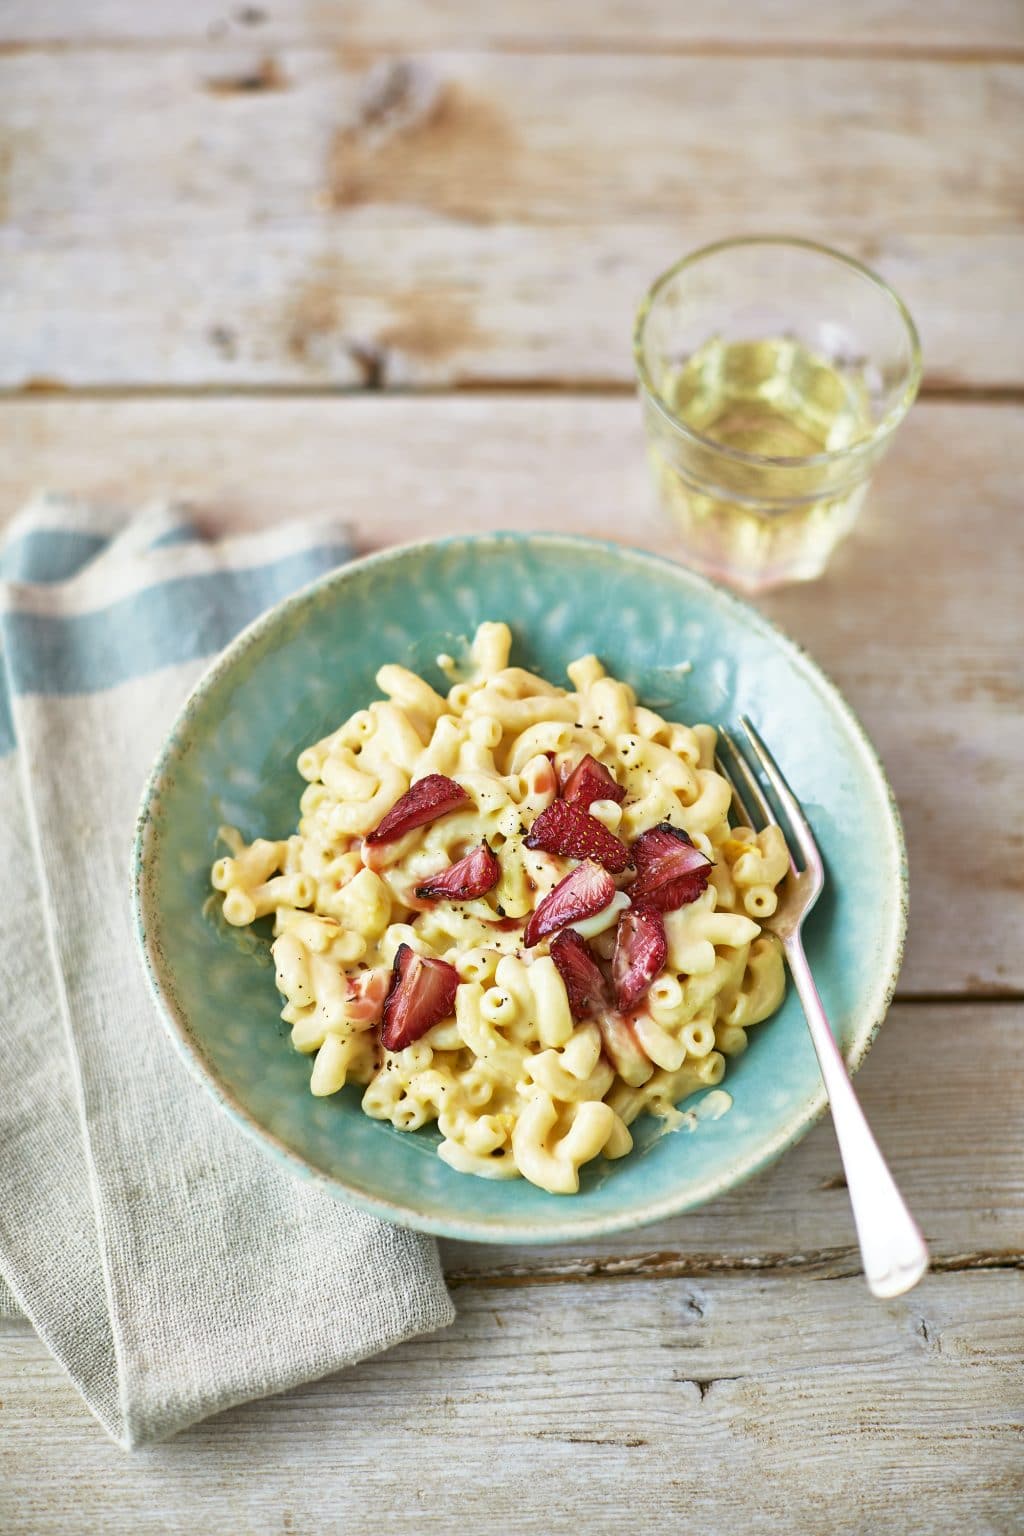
784;935;930;1299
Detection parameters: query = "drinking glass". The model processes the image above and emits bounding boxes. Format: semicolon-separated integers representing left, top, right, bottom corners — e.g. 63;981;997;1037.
633;237;922;591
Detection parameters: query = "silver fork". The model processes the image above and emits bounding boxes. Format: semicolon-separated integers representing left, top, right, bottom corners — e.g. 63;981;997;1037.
716;716;929;1299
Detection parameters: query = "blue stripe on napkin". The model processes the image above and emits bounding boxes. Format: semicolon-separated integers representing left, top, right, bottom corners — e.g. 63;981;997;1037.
1;519;112;755
0;509;353;762
149;524;203;551
1;529;110;585
2;544;351;700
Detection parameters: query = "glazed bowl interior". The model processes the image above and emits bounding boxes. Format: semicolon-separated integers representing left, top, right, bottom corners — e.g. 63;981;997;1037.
134;533;906;1244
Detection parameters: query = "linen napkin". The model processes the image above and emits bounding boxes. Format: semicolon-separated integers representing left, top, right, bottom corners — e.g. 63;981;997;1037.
0;495;454;1448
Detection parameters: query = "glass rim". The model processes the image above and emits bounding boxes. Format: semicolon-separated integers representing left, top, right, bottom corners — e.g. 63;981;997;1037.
632;235;923;471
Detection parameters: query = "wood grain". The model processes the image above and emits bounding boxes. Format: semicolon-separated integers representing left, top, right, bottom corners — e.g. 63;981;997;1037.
1;48;1021;389
2;394;1020;995
4;0;1023;51
2;1270;1021;1535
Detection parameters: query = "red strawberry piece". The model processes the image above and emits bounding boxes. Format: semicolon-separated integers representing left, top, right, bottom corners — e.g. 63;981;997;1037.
380;944;459;1051
365;773;468;845
523;860;616;949
562;753;626;810
629;822;713;911
612;903;668;1012
524;799;632;874
550;929;611;1020
414;842;501;901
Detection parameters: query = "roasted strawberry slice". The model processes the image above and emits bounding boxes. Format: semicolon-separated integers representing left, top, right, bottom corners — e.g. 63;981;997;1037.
524;799;632;873
523;860;616;949
612;903;667;1012
380;944;459;1051
562;753;626;810
629;822;713;910
550;929;611;1020
414;842;501;901
365;773;468;846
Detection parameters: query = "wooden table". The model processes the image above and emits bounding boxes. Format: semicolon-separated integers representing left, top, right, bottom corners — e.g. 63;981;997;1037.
2;4;1022;1530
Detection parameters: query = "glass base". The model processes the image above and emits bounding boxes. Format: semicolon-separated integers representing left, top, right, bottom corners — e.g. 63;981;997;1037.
668;543;835;595
651;452;868;594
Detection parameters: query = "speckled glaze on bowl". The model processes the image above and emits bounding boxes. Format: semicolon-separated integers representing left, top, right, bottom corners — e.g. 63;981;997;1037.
133;533;906;1244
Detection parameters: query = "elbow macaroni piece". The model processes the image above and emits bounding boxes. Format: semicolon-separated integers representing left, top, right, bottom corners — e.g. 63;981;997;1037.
208;623;788;1194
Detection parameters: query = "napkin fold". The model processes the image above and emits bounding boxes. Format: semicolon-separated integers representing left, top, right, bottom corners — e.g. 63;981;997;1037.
0;496;454;1448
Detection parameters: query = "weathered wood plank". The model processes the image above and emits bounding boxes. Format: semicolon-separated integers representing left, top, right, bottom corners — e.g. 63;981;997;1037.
438;1003;1024;1281
4;0;1023;51
1;395;1020;994
4;225;1020;394
1;1271;1021;1534
1;50;1021;389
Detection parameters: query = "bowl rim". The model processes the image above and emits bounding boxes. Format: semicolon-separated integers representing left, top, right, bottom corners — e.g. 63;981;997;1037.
132;530;908;1244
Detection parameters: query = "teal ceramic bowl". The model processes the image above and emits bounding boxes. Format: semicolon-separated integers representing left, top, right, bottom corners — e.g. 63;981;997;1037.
133;533;906;1244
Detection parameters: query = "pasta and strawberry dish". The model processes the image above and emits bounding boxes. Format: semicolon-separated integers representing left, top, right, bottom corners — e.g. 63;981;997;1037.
210;622;787;1194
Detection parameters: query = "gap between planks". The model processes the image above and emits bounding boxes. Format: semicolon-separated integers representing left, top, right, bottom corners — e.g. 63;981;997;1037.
445;1249;1024;1289
4;383;1024;404
1;39;1023;64
896;992;1024;1006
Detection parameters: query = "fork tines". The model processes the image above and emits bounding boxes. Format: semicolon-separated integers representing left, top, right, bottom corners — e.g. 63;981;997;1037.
716;717;820;876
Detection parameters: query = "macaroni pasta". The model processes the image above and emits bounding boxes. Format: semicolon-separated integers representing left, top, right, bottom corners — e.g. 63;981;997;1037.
209;622;787;1194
